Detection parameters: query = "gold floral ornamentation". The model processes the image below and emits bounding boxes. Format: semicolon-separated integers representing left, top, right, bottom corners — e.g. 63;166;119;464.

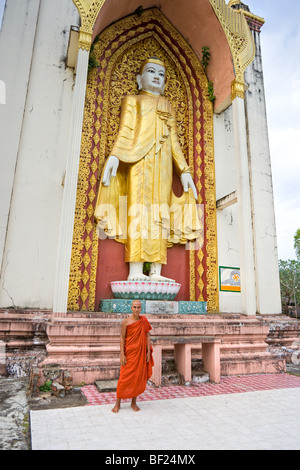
231;79;246;101
209;0;256;98
67;8;219;312
72;0;106;50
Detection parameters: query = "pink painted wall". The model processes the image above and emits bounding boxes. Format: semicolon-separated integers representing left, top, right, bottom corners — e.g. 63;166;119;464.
92;0;234;111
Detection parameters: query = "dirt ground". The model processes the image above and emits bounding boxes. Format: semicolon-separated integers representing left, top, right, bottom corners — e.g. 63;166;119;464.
0;377;88;450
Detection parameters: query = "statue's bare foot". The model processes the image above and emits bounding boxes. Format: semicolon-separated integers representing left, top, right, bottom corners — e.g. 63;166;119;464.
127;273;150;281
131;403;140;412
111;403;120;413
149;274;175;283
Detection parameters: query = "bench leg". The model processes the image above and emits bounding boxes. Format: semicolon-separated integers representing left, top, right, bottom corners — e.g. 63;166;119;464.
174;344;192;383
202;342;220;383
150;345;162;387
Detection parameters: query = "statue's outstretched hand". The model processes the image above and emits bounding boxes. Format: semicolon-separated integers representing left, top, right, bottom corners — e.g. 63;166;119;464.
102;155;119;187
180;172;198;200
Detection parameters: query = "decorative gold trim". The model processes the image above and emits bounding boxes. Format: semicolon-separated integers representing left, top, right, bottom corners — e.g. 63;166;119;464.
72;0;106;51
231;79;245;100
78;28;93;51
209;0;256;92
242;11;265;25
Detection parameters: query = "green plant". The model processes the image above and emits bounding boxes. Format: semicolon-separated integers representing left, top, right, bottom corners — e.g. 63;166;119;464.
201;46;211;71
39;380;52;392
208;81;216;102
201;47;216;103
279;259;300;314
22;414;30;436
88;41;100;73
294;228;300;260
135;5;144;16
143;262;151;276
88;55;100;73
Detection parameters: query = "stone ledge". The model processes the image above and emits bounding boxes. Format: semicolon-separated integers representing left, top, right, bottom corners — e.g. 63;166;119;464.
95;379;118;392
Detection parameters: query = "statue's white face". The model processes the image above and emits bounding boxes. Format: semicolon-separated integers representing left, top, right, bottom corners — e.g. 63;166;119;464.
137;62;166;95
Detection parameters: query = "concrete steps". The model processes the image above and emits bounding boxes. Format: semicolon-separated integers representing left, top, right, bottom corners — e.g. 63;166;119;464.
1;309;298;385
39;312;287;384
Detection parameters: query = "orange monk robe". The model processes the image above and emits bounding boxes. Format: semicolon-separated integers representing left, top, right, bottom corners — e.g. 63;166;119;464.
117;315;154;399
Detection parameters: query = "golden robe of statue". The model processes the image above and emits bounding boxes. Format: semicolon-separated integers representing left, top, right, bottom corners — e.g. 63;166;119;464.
95;59;201;271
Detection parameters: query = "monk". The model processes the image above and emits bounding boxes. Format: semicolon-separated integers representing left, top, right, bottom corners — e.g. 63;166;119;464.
112;300;154;413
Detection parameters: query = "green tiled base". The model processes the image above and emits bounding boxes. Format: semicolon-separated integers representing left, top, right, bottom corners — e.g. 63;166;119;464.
100;299;146;314
99;299;207;315
178;301;207;314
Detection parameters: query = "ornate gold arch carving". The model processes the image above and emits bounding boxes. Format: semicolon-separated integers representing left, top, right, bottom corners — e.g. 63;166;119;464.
67;8;219;313
72;0;106;50
209;0;256;98
73;0;256;97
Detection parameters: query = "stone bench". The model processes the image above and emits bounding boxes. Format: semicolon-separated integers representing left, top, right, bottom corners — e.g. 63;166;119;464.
150;335;221;386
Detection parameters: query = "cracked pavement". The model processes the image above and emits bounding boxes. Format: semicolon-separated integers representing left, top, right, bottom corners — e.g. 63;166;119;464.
0;376;88;450
0;377;30;450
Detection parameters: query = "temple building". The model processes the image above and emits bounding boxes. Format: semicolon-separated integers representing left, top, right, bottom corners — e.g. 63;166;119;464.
0;0;298;384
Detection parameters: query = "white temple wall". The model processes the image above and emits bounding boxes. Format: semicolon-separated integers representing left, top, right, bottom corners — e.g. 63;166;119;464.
214;108;242;313
0;0;79;308
214;107;236;202
214;28;282;315
244;29;281;314
0;0;40;286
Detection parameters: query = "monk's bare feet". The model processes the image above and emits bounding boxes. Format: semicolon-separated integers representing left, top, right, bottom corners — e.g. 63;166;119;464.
131;397;140;412
111;399;121;413
131;403;140;412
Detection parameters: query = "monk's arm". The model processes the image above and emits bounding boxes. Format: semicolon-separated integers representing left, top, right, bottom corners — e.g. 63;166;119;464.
120;320;127;366
146;332;151;362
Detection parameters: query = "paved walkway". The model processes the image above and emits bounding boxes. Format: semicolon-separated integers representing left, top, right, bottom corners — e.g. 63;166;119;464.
30;374;300;451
